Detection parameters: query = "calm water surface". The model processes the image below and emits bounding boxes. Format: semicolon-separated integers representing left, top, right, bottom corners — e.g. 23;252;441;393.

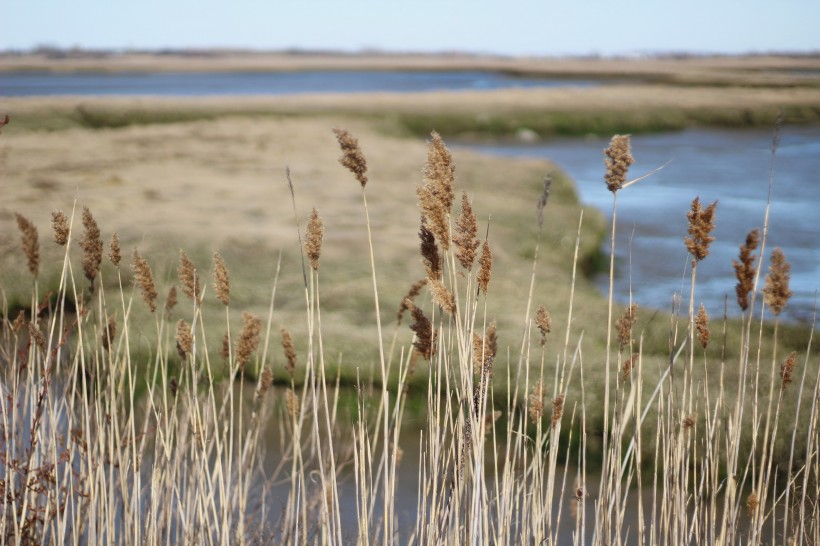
0;70;600;96
466;127;820;321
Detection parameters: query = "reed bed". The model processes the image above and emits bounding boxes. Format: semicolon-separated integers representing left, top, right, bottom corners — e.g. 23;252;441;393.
0;121;818;546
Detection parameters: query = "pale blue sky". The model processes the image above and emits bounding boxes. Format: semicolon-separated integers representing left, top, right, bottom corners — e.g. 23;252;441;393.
3;1;819;56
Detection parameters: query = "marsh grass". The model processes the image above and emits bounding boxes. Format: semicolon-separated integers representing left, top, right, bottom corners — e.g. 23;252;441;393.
0;123;818;546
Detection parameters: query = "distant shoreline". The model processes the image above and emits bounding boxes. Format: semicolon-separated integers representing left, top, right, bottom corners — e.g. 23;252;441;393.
2;51;820;88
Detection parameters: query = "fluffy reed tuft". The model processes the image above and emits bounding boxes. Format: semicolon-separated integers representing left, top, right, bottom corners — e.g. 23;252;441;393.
406;299;436;361
615;303;638;351
286;388;300;418
108;233;121;267
685;197;718;262
695;304;710;349
477;239;493;295
419;223;441;280
333;128;368;187
621;354;638;381
747;491;760;515
535;305;552;347
453;192;479;271
132;250;157;312
780;351;797;388
472;324;497;377
12;311;26;333
763;247;793;316
281;327;298;379
212;252;231;306
529;381;545;424
551;395;565;428
178;251;201;303
603;134;634;193
15;213;39;277
235;312;262;371
28;322;47;353
255;367;273;402
175;320;193;359
79;207;103;287
305;207;324;271
101;316;116;352
733;229;759;311
485;322;497;360
429;278;456;316
220;332;231;361
51;210;69;246
682;413;697;430
417;131;455;250
165;286;178;314
397;278;427;324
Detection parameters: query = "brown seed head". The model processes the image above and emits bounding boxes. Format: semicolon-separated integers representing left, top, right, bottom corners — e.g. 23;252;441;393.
621;353;639;381
305;207;324;271
695;304;710;349
429;278;456;316
28;322;47;353
682;413;697;429
747;491;760;515
763;248;793;316
220;331;231;361
333;128;368;187
685;197;718;262
52;210;69;246
535;305;552;347
236;312;262;371
108;233;121;267
12;310;26;333
780;351;797;388
604;134;634;193
551;394;565;428
212;252;231;306
281;327;298;378
407;299;436;360
101;316;117;352
176;319;193;359
79;207;103;287
529;381;544;424
453;192;480;271
15;213;39;277
178;251;201;303
477;239;493;295
416;131;455;250
615;303;638;351
165;285;178;314
286;388;300;418
419;222;442;280
132;250;157;313
733;229;759;311
485;322;498;360
397;278;427;324
255;366;273;402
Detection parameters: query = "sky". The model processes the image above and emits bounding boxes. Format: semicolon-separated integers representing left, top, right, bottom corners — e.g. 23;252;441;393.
2;1;819;57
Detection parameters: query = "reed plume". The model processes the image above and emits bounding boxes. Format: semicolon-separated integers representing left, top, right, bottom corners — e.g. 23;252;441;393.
101;316;116;352
621;354;638;381
419;223;441;280
236;312;262;371
429;278;456;316
477;239;493;295
485;322;497;360
255;366;273;402
453;192;479;271
397;278;427;324
529;381;544;424
281;327;297;379
333;128;368;187
178;251;201;303
79;207;103;287
305;207;324;271
417;131;455;250
406;299;436;360
763;247;793;316
12;310;26;333
176;319;193;359
695;304;710;349
733;229;759;311
108;233;121;267
220;332;231;361
28;322;46;353
615;303;638;351
685;197;718;262
15;213;39;277
165;286;178;314
682;413;697;430
604;135;634;193
780;351;797;388
52;210;69;246
551;395;565;428
286;388;300;418
212;252;230;306
535;305;552;347
472;324;497;376
132;250;157;312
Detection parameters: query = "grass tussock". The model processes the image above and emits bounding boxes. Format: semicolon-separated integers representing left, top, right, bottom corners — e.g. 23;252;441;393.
0;121;818;546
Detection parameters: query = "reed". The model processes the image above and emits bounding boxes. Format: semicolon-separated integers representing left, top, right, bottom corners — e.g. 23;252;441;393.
0;120;817;546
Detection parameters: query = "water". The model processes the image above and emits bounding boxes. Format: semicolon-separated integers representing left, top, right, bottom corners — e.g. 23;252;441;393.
465;127;820;321
0;70;600;97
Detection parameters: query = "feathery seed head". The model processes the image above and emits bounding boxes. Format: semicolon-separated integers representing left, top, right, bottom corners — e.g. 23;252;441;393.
551;395;565;428
52;210;69;246
165;285;178;314
407;299;436;360
453;192;480;271
212;252;231;306
176;320;193;359
477;239;493;295
695;304;710;349
305;207;324;271
80;207;103;287
615;303;638;351
333;128;368;187
764;248;793;316
397;278;428;324
535;305;552;347
529;381;544;424
429;278;456;316
178;251;201;303
255;366;273;402
733;229;760;311
621;354;639;381
416;131;455;250
281;327;298;378
108;233;121;267
235;312;261;371
132;250;157;313
780;351;797;388
15;213;39;277
101;316;117;352
604;135;634;193
419;222;442;280
685;197;718;262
